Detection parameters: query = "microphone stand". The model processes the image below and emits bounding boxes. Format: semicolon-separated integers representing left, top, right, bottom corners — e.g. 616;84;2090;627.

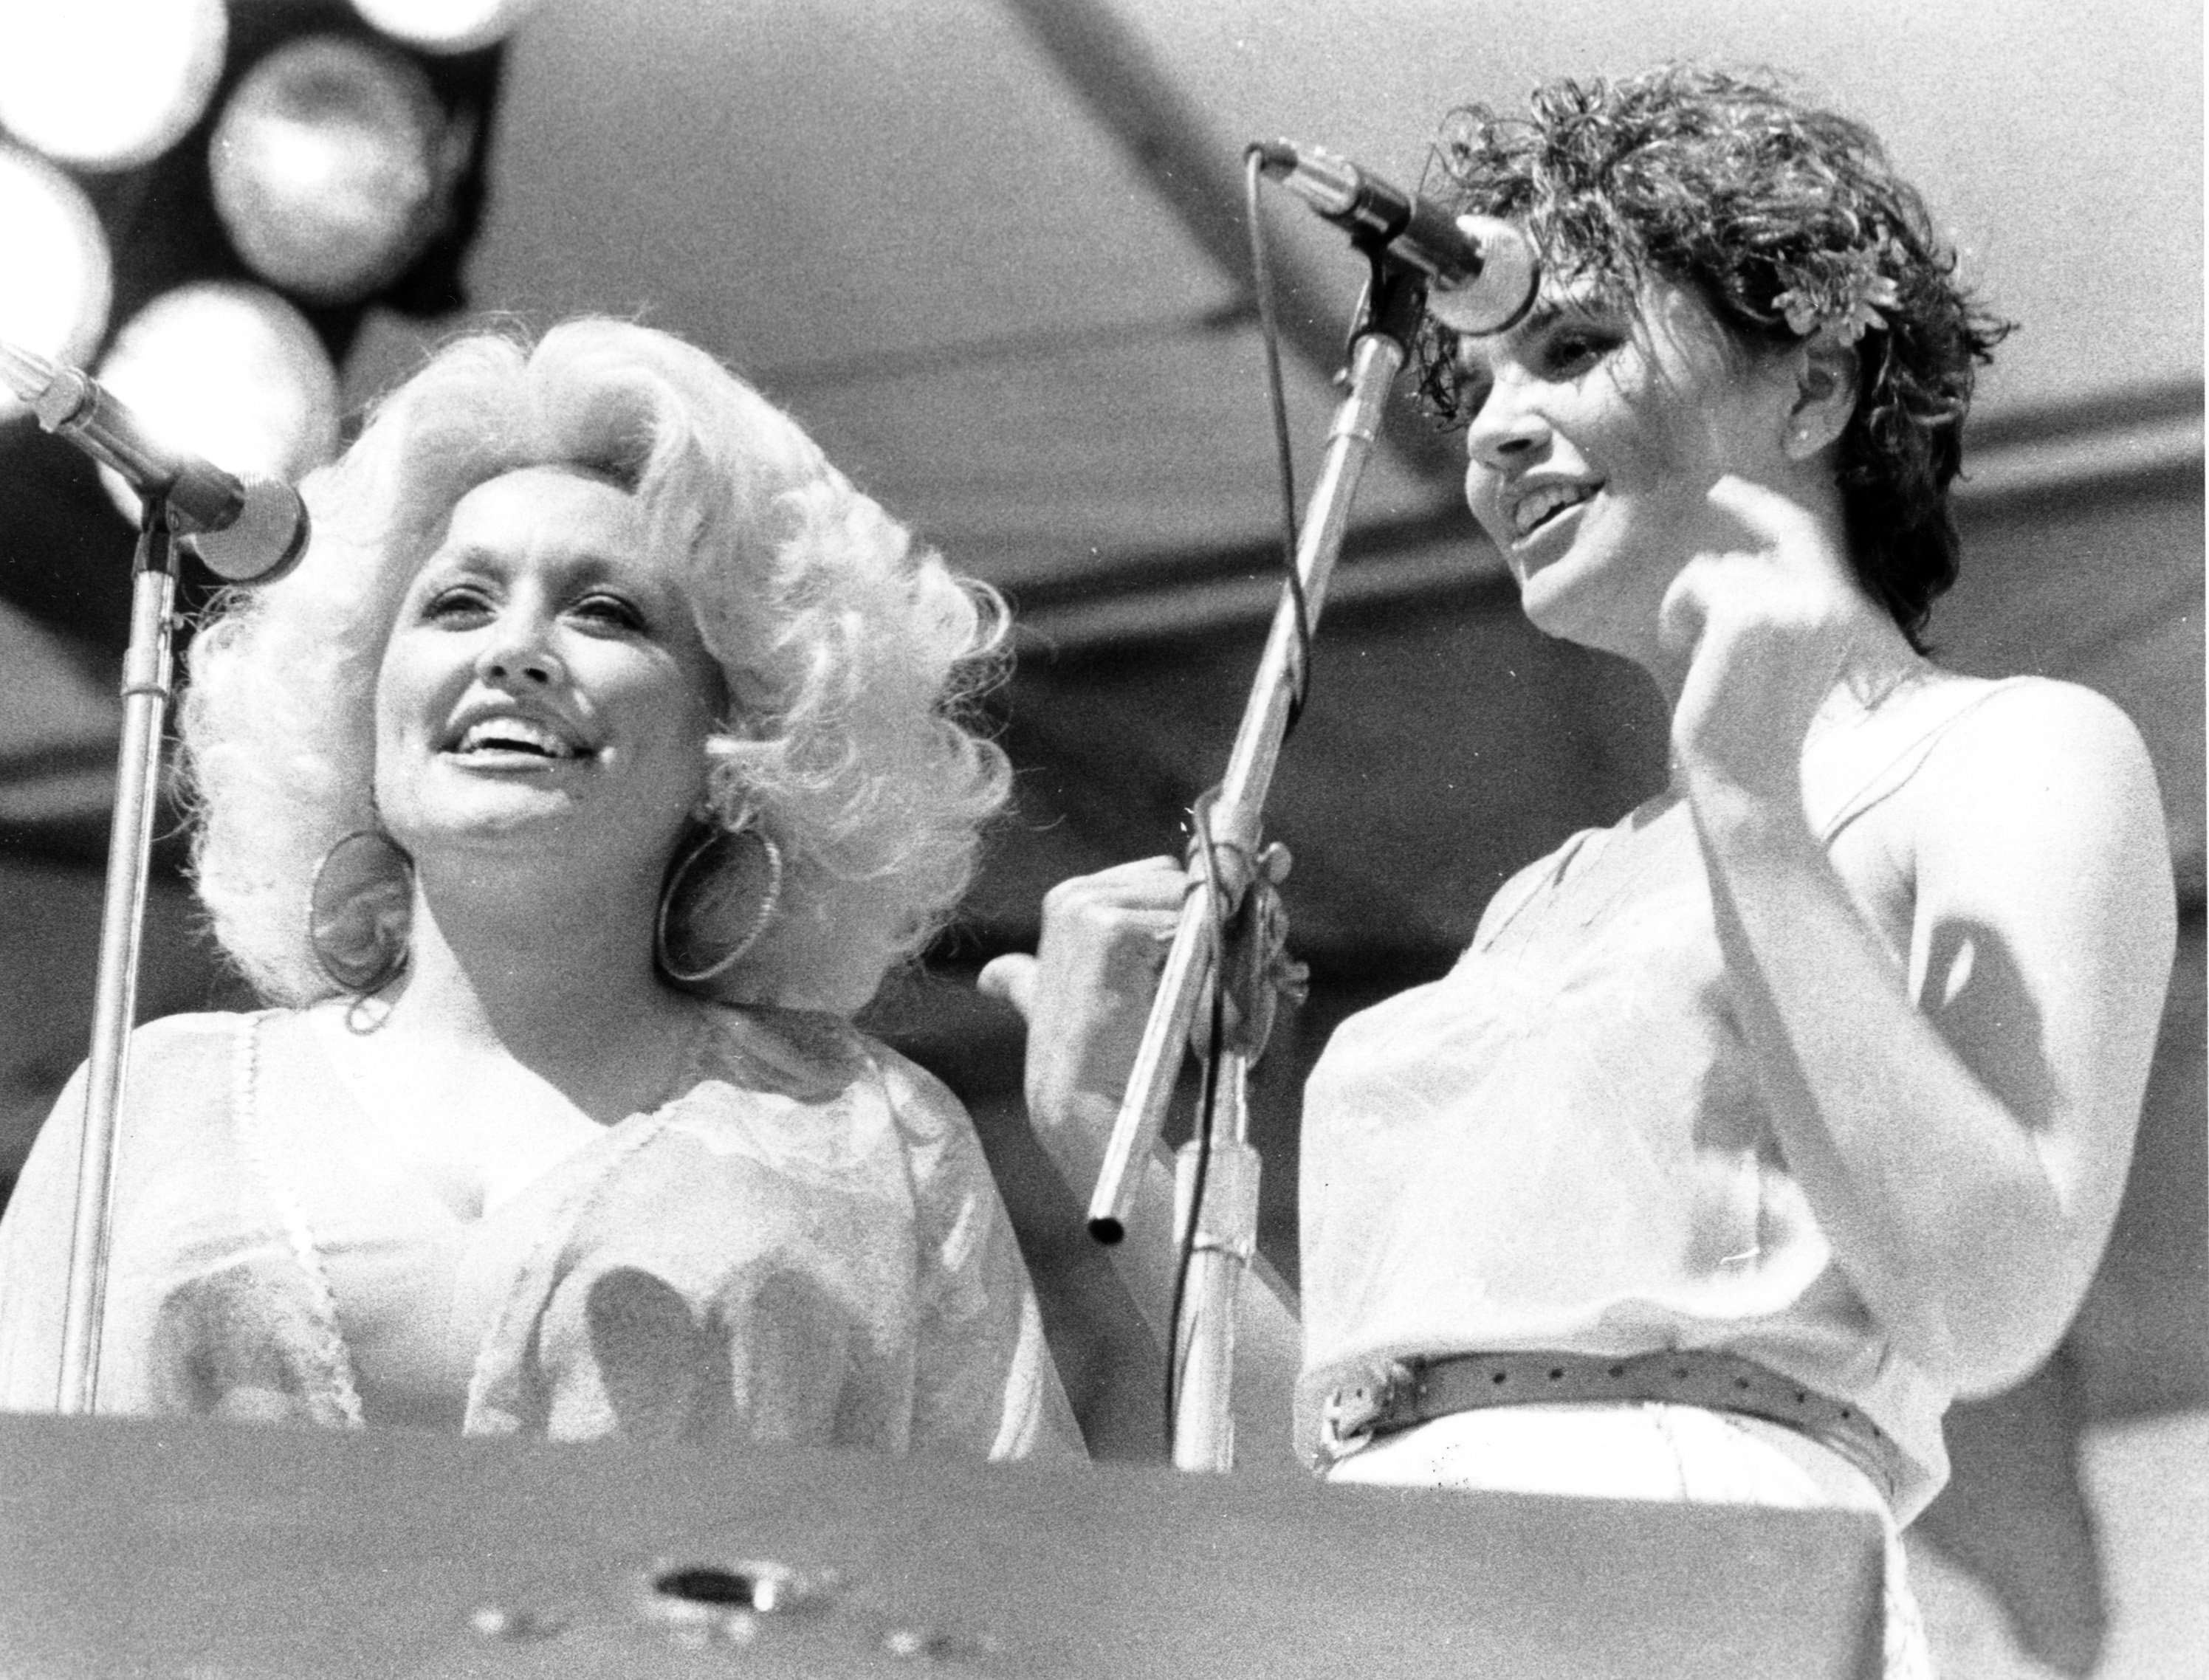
4;335;306;1414
1091;257;1433;1471
58;496;182;1414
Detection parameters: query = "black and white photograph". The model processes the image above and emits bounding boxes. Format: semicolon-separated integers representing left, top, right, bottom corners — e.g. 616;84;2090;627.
0;1;2199;1674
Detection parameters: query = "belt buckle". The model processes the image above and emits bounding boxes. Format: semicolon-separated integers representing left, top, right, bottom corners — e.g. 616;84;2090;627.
1316;1360;1412;1467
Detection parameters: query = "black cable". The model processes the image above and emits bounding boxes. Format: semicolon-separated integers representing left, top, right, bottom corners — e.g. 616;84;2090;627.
1162;975;1226;1453
1162;793;1231;1454
1243;149;1312;734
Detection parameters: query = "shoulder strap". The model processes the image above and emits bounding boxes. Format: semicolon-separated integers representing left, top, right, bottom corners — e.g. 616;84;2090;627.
1468;825;1608;956
1809;676;2037;843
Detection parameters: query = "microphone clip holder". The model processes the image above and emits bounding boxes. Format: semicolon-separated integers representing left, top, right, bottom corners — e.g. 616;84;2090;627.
1184;802;1305;1065
1339;242;1446;389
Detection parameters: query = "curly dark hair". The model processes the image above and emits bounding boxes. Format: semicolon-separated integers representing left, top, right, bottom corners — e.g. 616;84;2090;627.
1416;65;2013;643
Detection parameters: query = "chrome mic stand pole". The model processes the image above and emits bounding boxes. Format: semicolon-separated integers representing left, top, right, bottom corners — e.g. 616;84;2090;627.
1093;259;1434;1471
58;498;180;1414
1170;1050;1257;1470
1169;840;1296;1472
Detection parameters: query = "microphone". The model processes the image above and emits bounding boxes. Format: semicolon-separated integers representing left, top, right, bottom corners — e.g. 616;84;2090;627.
0;337;309;584
1250;139;1540;336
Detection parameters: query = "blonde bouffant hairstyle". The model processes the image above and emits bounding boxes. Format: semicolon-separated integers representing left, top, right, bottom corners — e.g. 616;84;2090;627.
182;317;1009;1015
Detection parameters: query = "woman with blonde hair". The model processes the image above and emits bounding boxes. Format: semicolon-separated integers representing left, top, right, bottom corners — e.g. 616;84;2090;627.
0;318;1078;1459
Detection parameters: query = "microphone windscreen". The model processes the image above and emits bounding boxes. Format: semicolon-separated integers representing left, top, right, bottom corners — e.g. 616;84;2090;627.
182;478;309;584
1430;216;1540;337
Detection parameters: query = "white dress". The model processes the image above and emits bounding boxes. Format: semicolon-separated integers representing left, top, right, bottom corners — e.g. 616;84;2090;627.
0;1002;1081;1462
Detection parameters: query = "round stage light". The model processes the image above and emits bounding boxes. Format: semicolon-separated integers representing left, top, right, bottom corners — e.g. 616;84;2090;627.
0;145;113;423
348;0;541;55
210;35;457;305
92;283;340;526
0;0;227;171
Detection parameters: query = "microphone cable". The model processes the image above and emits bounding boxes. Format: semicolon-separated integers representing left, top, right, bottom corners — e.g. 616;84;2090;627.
1243;148;1312;735
1163;788;1233;1458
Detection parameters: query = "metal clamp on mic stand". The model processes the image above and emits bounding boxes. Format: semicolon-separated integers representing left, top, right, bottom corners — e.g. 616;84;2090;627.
1;337;309;1416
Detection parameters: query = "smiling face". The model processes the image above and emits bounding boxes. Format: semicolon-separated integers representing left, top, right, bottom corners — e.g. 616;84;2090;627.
374;467;724;880
1457;278;1799;667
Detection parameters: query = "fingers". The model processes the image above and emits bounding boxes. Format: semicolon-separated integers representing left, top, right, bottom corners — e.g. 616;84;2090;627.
982;858;1183;1028
1666;472;1857;650
1010;858;1193;1167
1700;474;1852;586
977;953;1037;1019
1705;472;1806;540
1040;856;1186;962
1658;557;1714;658
1042;855;1187;914
1663;478;1867;793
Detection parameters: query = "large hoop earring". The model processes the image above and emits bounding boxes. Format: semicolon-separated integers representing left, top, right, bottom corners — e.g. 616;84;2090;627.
308;830;414;996
656;820;784;985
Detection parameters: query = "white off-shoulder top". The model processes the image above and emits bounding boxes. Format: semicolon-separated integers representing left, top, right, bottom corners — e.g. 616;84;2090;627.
0;1002;1080;1463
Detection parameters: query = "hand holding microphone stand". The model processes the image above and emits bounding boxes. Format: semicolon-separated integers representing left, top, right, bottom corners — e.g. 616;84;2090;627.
0;340;308;1416
1085;145;1537;1473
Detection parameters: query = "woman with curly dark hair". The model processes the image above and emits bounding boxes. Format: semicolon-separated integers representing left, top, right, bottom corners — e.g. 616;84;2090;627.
987;66;2173;1671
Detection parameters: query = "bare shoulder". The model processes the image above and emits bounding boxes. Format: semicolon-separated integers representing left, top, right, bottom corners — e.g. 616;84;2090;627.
1912;675;2165;847
1934;673;2156;774
1906;675;2172;946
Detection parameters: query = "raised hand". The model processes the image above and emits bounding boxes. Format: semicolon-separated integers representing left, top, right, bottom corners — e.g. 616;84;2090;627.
1658;472;1867;801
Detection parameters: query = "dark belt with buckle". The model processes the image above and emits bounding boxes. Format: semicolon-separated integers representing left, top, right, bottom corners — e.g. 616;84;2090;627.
1315;1348;1903;1500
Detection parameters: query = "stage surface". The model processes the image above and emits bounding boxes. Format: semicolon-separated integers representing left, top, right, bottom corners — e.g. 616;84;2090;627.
0;1412;1883;1678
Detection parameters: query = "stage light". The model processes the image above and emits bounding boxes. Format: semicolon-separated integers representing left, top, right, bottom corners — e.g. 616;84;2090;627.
1;1;504;653
208;34;461;306
347;0;541;55
0;146;113;424
92;283;339;525
0;0;227;171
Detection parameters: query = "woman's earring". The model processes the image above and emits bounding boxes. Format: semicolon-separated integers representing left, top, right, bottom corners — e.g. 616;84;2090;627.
308;830;415;996
656;819;784;985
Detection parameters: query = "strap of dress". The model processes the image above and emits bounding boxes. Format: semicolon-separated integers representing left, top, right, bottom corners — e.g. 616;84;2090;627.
1468;825;1608;956
1809;676;2037;844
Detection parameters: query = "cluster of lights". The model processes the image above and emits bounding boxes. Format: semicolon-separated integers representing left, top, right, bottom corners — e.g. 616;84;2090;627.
0;148;111;412
0;0;531;514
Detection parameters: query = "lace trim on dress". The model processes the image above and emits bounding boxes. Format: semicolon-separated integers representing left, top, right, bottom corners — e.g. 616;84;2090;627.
231;1011;367;1427
1810;675;2034;842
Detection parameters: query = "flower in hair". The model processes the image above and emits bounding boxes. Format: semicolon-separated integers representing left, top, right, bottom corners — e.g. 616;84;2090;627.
1773;243;1902;344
